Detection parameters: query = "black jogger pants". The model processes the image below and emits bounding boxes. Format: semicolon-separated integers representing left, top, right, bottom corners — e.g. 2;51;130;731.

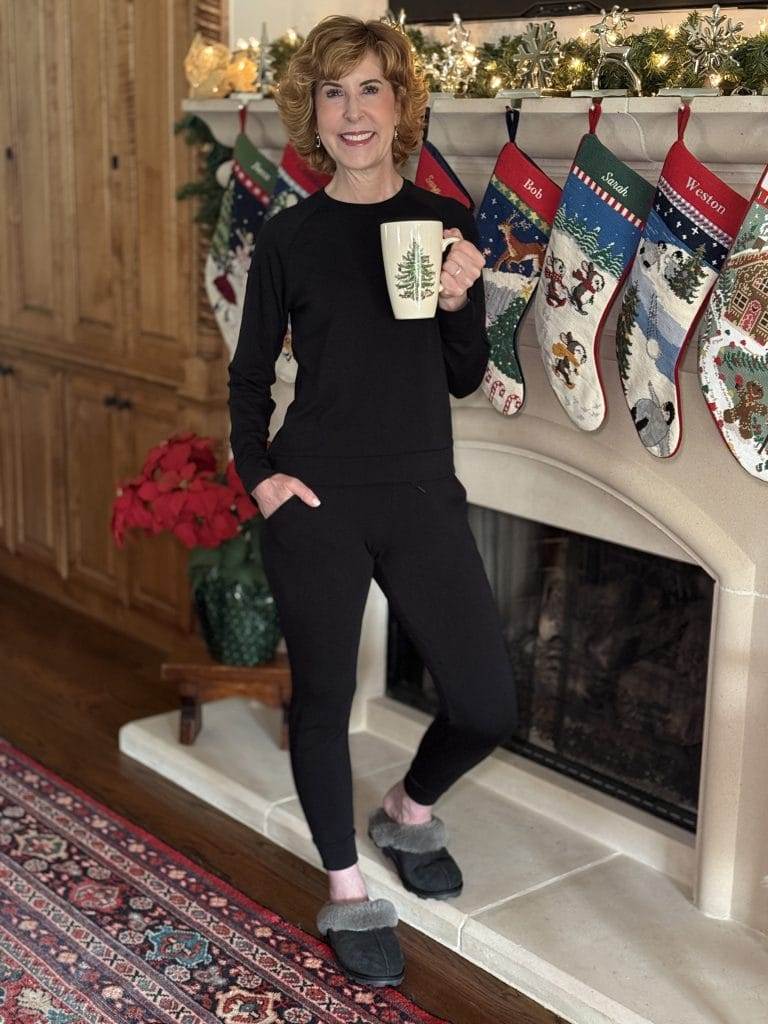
258;472;519;871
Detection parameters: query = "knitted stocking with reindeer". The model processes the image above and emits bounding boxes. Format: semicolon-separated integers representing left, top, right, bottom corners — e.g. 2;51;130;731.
477;109;561;416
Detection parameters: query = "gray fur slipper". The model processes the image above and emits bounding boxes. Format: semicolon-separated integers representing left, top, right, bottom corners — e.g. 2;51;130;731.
316;897;404;987
367;806;463;900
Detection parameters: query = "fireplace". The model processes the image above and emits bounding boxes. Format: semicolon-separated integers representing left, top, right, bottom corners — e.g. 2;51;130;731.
188;90;768;935
386;504;714;833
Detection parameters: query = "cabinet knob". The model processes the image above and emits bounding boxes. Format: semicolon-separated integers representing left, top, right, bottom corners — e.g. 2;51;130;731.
103;394;119;406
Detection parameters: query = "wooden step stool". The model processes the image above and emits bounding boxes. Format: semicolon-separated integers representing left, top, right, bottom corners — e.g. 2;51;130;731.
161;651;292;749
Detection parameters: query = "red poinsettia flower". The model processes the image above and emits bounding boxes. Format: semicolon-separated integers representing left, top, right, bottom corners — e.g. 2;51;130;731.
109;432;259;550
142;432;217;479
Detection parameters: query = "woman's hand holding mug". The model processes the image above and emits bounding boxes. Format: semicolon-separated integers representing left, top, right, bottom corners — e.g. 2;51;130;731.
437;227;485;312
253;474;321;519
380;220;483;319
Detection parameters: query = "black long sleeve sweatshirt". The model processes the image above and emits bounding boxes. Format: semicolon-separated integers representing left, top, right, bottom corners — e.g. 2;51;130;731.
227;176;489;495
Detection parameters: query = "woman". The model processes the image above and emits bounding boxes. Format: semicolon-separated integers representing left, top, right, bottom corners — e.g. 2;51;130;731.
228;14;518;988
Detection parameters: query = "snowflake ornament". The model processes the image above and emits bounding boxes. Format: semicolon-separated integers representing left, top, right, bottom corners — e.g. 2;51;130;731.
682;4;743;88
509;21;561;91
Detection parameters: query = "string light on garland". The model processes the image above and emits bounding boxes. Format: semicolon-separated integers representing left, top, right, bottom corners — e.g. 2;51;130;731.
423;12;481;95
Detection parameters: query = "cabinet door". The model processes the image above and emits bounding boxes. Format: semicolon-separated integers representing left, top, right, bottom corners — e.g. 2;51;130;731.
120;382;191;628
64;370;129;601
122;0;194;381
5;356;67;573
1;0;70;342
63;0;127;360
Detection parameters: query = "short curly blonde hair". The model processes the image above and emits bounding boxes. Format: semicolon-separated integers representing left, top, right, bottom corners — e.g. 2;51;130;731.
274;15;429;176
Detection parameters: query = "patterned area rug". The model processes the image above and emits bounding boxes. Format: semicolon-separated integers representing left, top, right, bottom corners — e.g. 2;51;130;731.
0;739;447;1024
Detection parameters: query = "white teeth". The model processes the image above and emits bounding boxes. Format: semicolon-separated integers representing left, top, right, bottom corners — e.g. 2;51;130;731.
341;131;374;140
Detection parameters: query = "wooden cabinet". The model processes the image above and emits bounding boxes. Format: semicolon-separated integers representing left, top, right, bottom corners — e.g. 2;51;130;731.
1;0;194;376
0;354;67;574
65;369;191;628
64;370;130;602
0;1;218;649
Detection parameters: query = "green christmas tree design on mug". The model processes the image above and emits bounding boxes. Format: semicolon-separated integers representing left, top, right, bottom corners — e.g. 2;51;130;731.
395;238;436;301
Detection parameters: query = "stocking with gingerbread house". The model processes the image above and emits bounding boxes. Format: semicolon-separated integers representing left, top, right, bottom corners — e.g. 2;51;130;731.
699;164;768;482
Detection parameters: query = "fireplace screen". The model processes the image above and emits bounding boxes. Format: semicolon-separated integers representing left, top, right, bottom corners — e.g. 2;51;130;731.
385;502;715;832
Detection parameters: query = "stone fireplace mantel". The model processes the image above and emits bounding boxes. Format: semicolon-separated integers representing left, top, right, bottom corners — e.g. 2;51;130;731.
188;94;768;938
183;93;768;168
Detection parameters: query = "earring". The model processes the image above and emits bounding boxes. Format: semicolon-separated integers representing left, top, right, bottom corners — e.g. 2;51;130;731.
315;131;321;148
393;124;399;142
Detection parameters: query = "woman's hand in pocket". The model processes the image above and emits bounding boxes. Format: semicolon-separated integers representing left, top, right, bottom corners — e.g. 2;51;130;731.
252;474;321;519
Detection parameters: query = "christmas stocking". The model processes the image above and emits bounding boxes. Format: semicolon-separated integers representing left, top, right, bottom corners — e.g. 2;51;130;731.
205;105;278;361
478;108;561;415
698;165;768;481
616;102;748;458
265;139;331;219
533;100;654;430
415;105;474;209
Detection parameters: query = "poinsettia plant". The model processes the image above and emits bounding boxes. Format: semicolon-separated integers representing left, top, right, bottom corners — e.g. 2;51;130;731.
110;431;265;590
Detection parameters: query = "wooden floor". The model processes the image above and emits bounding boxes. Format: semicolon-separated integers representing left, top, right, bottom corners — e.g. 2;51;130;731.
0;576;566;1024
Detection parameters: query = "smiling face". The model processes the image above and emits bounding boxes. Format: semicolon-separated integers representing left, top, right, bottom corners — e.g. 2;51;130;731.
313;49;402;174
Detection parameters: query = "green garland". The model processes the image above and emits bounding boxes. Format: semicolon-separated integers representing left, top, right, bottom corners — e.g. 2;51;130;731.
438;15;768;96
270;18;768;95
174;114;233;231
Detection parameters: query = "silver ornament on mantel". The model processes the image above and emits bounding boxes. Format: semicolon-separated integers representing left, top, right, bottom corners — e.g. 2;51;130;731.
423;13;481;97
573;5;641;96
496;21;561;97
680;4;743;92
380;7;408;31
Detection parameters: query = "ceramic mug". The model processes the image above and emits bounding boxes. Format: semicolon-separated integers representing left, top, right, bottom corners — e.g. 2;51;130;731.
380;219;460;319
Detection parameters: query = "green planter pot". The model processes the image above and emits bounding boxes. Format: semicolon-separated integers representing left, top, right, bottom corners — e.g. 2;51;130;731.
192;574;281;666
